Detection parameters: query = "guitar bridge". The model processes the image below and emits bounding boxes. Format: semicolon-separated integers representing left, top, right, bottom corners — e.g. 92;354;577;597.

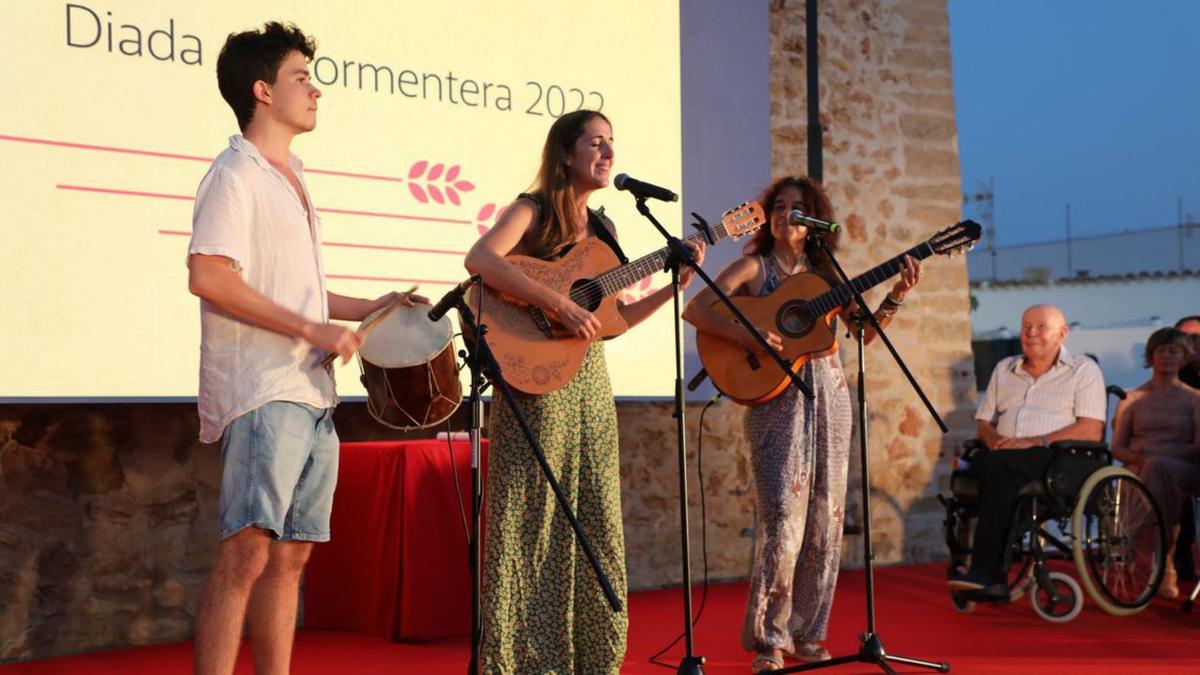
529;307;554;339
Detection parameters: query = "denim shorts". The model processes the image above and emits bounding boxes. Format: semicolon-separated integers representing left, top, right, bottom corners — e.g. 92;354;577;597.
218;401;339;542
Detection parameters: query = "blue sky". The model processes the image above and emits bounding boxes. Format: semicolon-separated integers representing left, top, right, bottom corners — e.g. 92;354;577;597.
948;0;1200;246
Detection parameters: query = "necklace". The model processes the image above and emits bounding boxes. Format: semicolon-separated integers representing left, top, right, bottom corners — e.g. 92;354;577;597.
771;250;805;276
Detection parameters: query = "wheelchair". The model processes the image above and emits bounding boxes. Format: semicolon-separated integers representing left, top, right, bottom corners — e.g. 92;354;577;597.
940;439;1167;622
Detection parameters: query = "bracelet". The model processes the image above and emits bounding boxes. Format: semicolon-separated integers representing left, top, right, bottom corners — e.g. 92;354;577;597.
884;292;905;306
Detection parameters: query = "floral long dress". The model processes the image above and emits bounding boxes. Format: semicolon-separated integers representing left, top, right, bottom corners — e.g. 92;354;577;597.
741;256;853;654
482;339;627;674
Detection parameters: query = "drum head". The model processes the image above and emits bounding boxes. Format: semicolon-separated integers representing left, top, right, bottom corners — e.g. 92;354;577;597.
358;303;453;368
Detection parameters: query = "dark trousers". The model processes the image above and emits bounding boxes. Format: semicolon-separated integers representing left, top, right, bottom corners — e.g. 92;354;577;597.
967;446;1057;582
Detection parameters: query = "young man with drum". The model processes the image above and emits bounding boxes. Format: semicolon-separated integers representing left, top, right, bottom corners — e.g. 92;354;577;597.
186;22;425;675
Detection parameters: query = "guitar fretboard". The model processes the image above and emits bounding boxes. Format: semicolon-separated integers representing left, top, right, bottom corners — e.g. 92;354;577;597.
806;241;935;315
569;222;735;304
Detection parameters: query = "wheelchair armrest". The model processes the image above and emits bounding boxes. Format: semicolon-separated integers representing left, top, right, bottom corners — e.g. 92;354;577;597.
959;439;989;462
1048;439;1111;464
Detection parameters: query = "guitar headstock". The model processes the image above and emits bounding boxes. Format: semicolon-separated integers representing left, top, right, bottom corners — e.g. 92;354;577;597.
930;219;983;256
721;201;767;239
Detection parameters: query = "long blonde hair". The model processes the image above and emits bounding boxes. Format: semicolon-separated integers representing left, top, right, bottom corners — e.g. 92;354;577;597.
525;110;611;259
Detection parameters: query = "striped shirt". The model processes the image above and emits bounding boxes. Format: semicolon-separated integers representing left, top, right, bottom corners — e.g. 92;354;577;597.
975;347;1106;438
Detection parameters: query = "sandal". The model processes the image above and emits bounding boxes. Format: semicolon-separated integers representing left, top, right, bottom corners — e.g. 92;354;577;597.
786;641;832;663
751;652;784;674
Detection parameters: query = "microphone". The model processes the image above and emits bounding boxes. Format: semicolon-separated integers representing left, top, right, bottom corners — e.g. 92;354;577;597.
613;173;679;202
788;210;841;233
428;275;480;322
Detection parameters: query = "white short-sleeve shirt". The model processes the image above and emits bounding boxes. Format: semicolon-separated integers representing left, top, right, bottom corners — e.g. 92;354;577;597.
975;346;1106;439
188;135;335;443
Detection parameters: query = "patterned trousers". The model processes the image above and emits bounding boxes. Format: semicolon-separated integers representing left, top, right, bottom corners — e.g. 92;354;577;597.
741;356;852;652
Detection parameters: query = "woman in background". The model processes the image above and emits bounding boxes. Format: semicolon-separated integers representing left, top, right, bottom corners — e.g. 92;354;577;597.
1111;327;1200;598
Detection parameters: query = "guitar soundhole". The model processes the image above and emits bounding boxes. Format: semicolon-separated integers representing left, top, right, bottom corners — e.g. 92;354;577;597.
569;278;603;312
777;301;816;339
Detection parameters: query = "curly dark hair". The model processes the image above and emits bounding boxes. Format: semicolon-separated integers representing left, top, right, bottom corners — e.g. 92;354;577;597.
216;22;317;131
743;176;840;284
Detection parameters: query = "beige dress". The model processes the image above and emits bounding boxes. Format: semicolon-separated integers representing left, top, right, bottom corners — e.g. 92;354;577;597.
1122;385;1200;531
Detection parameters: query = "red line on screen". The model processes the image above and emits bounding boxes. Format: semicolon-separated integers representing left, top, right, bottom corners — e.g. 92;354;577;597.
158;230;467;257
322;241;467;255
1;133;407;183
317;207;470;225
59;184;472;225
326;274;458;285
59;184;193;201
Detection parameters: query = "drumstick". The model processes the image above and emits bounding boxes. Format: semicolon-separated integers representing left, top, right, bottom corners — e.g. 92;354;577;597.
320;285;419;368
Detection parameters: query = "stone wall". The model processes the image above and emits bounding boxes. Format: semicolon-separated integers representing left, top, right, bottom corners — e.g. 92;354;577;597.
770;0;975;565
0;402;465;662
620;0;976;589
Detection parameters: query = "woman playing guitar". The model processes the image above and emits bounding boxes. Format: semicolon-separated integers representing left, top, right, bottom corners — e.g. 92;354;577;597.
463;109;704;673
681;176;919;673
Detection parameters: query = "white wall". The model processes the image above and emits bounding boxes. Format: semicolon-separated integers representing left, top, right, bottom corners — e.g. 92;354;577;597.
679;0;771;400
972;276;1200;334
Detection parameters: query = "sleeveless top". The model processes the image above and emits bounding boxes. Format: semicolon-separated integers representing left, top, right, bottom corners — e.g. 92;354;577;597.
518;192;627;264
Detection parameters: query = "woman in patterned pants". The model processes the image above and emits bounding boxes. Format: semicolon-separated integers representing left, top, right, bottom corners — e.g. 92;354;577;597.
464;109;705;674
683;177;921;673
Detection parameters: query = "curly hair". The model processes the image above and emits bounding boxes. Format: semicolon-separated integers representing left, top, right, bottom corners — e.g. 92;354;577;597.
743;176;840;284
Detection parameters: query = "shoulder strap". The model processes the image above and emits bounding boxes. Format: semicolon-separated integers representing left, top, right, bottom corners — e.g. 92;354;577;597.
516;192;544;226
589;206;628;265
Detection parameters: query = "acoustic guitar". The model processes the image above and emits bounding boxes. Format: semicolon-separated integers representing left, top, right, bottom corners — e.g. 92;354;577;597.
467;202;766;394
696;220;982;405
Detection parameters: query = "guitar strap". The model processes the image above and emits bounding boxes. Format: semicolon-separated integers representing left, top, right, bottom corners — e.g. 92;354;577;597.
517;192;628;264
588;206;629;265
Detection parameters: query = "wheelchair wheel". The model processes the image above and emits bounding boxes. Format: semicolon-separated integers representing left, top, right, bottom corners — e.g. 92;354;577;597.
1030;571;1083;623
1071;466;1166;615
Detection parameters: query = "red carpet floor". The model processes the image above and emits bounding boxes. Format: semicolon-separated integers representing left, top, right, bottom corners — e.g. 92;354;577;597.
3;564;1196;674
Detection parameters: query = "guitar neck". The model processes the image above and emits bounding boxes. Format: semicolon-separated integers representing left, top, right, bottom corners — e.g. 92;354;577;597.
586;223;735;298
807;240;936;316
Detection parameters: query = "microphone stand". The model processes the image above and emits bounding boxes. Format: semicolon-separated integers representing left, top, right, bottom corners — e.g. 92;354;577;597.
631;196;815;675
449;292;621;675
768;236;948;674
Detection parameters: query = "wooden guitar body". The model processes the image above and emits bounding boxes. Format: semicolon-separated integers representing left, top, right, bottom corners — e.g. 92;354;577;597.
694;218;982;406
696;272;840;405
467;238;628;395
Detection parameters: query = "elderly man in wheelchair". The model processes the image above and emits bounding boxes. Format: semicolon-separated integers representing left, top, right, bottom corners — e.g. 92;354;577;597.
943;305;1166;621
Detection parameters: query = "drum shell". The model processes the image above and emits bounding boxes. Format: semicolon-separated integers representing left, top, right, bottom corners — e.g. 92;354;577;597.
360;342;462;431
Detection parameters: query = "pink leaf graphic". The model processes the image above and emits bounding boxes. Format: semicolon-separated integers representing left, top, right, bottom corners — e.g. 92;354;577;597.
428;163;445;181
446;187;461;206
446;165;461;182
639;278;653;291
408;160;428;180
428;185;445;204
477;224;491;236
408;183;428;203
454;180;475;192
477;203;496;221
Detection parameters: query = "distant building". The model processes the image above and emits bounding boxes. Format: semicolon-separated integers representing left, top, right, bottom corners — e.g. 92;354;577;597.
969;226;1200;409
968;222;1200;283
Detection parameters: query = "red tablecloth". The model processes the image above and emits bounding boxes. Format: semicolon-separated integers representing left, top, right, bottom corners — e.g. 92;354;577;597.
305;439;487;641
